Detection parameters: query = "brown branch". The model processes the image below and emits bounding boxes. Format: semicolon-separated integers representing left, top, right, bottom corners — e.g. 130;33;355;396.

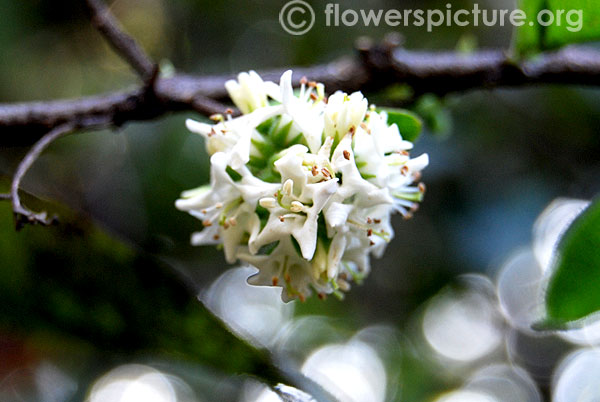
85;0;156;80
3;43;600;143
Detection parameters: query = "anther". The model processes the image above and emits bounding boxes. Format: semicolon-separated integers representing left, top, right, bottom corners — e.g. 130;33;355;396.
290;201;304;213
259;197;277;208
401;165;409;175
312;165;319;176
300;76;308;85
343;150;350;160
367;229;373;237
338;279;350;292
283;179;294;196
202;220;212;227
272;277;279;286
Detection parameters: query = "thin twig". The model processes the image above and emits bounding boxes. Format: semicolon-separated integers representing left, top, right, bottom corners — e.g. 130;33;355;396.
85;0;156;80
9;123;75;229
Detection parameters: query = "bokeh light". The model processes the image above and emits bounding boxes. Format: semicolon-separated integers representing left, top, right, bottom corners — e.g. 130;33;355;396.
202;267;294;348
87;364;188;402
422;275;503;363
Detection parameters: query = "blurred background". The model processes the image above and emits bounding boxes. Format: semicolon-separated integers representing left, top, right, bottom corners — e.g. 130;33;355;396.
1;0;600;401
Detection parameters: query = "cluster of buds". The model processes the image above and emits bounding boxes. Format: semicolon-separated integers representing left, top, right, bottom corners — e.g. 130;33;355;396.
176;70;428;301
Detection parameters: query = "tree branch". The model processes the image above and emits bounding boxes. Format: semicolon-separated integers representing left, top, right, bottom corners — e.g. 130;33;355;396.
3;43;600;143
85;0;156;80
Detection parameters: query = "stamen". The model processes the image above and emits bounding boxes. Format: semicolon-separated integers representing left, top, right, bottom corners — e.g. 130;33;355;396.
209;114;224;122
343;150;350;160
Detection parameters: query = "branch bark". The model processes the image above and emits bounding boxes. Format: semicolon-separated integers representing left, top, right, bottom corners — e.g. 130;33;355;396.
3;44;600;144
85;0;155;80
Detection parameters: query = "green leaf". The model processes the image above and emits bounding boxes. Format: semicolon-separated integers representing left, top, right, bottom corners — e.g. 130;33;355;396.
544;199;600;324
514;0;598;56
378;108;423;142
225;165;242;182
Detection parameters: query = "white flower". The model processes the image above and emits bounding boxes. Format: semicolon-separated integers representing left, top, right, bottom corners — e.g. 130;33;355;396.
177;70;428;301
324;91;368;140
225;70;279;114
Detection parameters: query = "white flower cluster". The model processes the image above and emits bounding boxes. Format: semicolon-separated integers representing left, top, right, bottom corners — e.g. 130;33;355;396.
176;70;428;301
